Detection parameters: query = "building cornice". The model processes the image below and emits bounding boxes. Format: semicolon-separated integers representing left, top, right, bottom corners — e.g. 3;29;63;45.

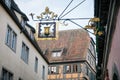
49;60;86;65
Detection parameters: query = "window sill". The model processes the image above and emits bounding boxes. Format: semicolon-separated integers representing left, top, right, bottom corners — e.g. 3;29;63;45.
5;43;16;53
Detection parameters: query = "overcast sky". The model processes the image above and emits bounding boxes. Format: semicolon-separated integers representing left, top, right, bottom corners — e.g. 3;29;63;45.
14;0;95;39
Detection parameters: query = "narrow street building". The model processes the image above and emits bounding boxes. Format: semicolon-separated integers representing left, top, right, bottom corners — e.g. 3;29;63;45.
37;29;96;80
0;0;48;80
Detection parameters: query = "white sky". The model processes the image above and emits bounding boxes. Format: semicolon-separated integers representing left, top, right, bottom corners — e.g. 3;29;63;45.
14;0;95;38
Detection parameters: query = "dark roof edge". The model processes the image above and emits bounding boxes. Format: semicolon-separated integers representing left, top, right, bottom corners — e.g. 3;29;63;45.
11;0;29;21
0;0;49;64
26;23;36;33
94;0;99;17
12;7;29;21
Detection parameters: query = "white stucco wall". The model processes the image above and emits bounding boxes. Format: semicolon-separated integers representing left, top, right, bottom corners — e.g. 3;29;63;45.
0;5;48;80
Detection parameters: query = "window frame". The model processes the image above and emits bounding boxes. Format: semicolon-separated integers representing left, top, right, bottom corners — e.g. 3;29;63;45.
42;65;45;80
30;30;34;40
51;66;57;74
64;65;72;73
1;68;13;80
21;42;29;64
5;26;12;46
5;25;17;52
34;57;38;73
11;31;17;51
48;66;59;74
73;64;78;73
21;17;26;28
52;51;62;57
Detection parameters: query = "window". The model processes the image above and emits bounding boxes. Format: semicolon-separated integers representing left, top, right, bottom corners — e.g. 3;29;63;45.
11;31;17;50
5;0;11;8
64;65;71;73
34;57;38;73
1;68;13;80
48;67;51;74
73;64;78;73
82;64;87;74
52;51;62;57
30;30;34;40
42;66;45;80
6;26;11;45
86;67;89;75
88;55;90;61
19;78;23;80
48;66;59;74
21;17;26;28
6;25;17;51
51;66;57;73
21;42;29;64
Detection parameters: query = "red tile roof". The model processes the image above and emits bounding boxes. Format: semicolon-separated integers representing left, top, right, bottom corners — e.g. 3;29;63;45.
37;29;91;63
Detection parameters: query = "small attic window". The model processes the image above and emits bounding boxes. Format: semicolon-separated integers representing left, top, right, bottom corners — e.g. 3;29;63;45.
52;51;62;57
21;17;26;28
30;30;34;40
5;0;11;8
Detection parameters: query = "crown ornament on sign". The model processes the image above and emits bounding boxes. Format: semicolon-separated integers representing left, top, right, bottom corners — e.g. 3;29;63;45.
30;6;58;21
29;7;58;40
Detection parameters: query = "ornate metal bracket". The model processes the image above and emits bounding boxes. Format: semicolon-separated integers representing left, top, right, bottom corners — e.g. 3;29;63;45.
84;18;103;36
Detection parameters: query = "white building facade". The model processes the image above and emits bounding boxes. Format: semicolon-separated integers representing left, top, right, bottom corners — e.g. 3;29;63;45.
0;0;48;80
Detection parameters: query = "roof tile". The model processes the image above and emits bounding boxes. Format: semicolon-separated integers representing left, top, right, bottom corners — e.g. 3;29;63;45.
37;29;91;63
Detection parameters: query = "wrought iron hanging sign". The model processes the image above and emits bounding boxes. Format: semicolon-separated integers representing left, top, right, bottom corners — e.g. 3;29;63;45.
30;7;58;40
37;22;57;39
29;0;100;39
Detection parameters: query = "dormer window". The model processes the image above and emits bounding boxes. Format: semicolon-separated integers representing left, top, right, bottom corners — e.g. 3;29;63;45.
21;17;26;28
52;51;62;57
5;0;11;8
30;30;34;40
51;49;64;57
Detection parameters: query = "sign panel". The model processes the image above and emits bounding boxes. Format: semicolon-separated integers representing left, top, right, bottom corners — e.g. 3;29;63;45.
35;22;59;40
